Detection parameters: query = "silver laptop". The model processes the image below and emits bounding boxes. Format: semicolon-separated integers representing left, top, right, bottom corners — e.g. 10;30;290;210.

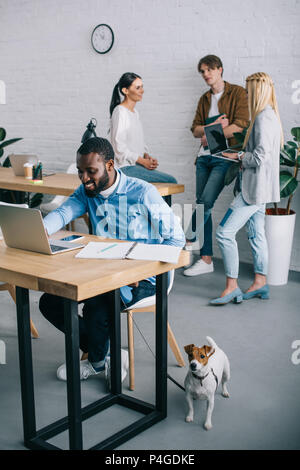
204;123;239;163
9;154;38;176
0;205;85;255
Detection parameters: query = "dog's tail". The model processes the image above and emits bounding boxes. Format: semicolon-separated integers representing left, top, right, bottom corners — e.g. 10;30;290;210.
206;336;218;350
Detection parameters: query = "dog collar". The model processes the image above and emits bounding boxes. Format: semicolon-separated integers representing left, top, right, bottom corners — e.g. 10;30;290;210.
192;371;209;386
192;368;219;389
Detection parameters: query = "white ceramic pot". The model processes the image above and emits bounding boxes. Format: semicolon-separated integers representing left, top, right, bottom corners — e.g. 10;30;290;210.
265;209;296;286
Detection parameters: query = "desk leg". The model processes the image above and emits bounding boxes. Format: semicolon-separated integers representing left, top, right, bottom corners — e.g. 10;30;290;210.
109;289;121;395
163;195;172;206
64;299;83;450
155;273;168;417
15;287;37;445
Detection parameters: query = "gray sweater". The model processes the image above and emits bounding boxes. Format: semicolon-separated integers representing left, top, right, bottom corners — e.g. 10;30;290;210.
241;105;281;205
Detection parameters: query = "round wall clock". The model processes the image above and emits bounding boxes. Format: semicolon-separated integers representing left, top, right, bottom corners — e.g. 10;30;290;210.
91;24;114;54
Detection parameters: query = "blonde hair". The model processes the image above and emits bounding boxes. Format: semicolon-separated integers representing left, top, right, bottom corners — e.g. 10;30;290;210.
244;72;284;148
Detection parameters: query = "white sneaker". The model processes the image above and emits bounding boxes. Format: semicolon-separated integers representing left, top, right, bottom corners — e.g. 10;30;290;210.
56;358;104;381
183;259;214;276
105;349;129;389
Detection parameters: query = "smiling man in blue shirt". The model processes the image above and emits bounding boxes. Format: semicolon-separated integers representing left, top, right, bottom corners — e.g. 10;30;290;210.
39;137;185;384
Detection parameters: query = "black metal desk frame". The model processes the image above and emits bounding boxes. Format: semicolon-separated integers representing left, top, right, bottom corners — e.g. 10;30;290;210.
15;272;168;450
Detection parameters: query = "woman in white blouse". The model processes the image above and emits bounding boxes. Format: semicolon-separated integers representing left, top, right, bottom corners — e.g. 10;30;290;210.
109;72;177;183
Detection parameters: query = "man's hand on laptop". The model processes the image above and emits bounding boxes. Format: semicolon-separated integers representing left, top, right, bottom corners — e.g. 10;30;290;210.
215;114;229;128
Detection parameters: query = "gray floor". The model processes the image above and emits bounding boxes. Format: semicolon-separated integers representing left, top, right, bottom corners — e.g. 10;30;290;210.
0;258;299;450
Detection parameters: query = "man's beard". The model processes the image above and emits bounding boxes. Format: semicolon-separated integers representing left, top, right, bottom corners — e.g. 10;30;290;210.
84;169;110;198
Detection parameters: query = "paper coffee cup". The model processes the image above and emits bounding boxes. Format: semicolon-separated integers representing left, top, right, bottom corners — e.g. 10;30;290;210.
24;163;33;179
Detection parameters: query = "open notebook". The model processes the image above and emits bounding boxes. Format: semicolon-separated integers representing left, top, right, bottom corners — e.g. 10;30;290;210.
75;241;182;264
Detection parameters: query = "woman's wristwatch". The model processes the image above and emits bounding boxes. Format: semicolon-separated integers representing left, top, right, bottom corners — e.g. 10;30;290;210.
237;151;244;161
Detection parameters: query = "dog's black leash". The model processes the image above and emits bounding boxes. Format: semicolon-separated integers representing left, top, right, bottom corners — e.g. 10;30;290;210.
130;314;186;392
167;373;185;391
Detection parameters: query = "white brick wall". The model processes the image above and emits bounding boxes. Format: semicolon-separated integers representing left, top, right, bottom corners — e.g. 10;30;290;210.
1;0;300;270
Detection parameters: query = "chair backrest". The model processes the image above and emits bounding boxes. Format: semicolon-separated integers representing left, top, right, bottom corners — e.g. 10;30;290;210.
124;269;175;311
0;202;29;238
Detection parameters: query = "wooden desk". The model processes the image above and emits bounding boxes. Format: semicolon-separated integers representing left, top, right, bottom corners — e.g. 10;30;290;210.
0;233;189;450
0;167;184;202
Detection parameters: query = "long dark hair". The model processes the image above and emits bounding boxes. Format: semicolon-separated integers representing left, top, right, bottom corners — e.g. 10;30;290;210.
109;72;141;117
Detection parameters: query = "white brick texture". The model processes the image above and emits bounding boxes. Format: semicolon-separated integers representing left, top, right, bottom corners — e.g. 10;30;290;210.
1;0;299;270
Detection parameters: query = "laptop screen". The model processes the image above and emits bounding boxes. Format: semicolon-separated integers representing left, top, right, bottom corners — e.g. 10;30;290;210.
204;123;227;154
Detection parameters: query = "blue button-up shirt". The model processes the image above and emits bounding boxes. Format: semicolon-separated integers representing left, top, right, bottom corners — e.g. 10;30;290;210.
44;170;185;299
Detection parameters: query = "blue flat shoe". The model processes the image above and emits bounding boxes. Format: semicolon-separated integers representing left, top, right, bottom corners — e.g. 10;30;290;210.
210;287;243;306
243;285;269;300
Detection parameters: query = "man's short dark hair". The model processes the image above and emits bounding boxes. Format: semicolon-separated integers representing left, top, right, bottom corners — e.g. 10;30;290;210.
77;137;114;162
198;55;223;75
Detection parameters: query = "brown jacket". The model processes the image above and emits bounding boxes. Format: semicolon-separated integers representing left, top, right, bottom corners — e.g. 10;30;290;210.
191;81;249;148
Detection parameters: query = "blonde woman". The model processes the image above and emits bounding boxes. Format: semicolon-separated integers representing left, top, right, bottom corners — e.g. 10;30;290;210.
210;72;283;305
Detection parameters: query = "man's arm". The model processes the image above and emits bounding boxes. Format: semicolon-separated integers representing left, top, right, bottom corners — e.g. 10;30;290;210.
43;186;88;236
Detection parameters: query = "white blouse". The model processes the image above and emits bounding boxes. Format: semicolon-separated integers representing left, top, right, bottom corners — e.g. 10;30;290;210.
110;105;148;168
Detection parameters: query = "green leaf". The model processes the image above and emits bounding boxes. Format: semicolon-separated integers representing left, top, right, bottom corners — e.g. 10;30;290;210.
0;148;3;158
291;127;300;142
280;150;296;167
0;128;6;141
0;137;23;150
280;171;298;198
3;156;11;167
287;140;297;148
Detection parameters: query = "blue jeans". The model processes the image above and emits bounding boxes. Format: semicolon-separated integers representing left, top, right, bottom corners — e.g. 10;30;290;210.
39;280;155;364
189;156;231;256
120;165;177;183
216;192;267;278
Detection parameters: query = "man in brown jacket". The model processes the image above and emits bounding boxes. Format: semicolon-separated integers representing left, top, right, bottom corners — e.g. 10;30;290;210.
184;54;249;277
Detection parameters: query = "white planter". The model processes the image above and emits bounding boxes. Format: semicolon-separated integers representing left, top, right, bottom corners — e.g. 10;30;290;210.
265;209;296;286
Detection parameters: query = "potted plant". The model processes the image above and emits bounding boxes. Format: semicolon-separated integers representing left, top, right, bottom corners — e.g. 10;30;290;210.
0;127;43;207
265;127;299;285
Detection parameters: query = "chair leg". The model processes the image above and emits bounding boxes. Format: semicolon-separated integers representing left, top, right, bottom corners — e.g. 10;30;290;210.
3;283;40;338
127;311;135;391
30;319;39;339
167;322;185;367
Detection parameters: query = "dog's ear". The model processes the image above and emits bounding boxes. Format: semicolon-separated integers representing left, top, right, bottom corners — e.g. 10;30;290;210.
204;345;215;358
184;344;195;355
204;345;212;356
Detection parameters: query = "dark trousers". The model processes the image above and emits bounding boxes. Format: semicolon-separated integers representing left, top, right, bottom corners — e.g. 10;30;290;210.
189;156;231;256
39;280;156;364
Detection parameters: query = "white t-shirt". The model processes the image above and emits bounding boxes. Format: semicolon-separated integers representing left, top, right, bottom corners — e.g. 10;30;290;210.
110;105;148;168
199;90;223;156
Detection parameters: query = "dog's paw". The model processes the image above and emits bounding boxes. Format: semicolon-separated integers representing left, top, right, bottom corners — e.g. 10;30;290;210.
222;390;230;398
185;416;193;423
204;422;212;431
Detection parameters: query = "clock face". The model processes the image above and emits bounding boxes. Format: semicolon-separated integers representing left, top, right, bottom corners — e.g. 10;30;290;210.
91;24;114;54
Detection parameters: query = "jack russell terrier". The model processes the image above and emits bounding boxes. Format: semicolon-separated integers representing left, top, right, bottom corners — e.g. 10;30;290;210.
184;336;230;430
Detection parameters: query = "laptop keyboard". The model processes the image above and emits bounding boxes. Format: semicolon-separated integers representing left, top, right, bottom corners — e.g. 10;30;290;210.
50;244;68;253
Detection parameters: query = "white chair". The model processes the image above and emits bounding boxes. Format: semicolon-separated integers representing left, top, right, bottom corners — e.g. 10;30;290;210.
123;270;185;391
0;201;39;338
40;163;90;231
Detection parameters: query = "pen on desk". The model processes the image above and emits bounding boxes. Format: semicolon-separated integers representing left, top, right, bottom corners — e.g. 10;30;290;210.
99;243;118;253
